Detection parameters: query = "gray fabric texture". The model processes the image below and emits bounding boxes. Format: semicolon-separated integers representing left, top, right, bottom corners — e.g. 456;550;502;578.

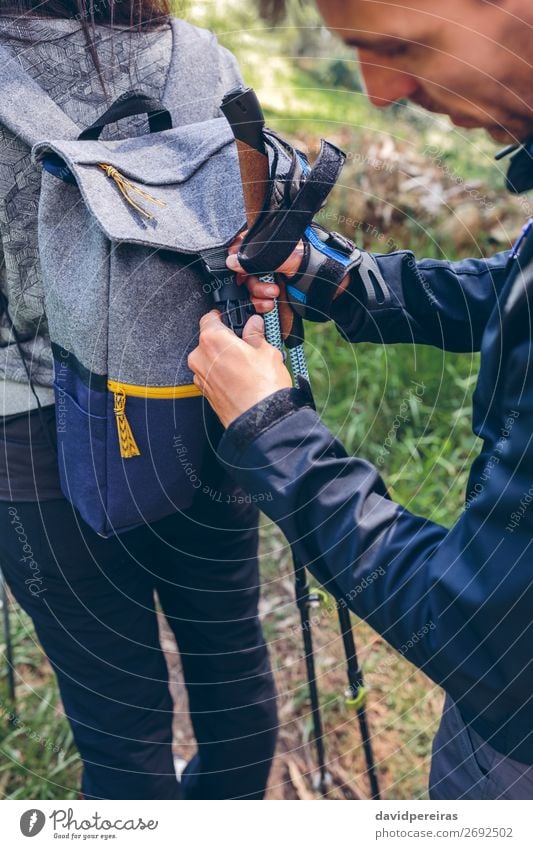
0;13;244;406
1;379;55;414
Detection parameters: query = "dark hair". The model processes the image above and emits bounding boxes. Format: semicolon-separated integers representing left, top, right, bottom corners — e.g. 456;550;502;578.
0;1;171;29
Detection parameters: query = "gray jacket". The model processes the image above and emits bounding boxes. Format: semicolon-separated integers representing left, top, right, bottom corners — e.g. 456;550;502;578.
0;13;241;414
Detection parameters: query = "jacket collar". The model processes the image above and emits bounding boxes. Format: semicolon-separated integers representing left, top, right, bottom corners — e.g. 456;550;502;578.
505;138;533;194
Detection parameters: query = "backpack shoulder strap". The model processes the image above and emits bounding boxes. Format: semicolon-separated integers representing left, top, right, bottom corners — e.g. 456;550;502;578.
0;43;80;145
163;18;225;127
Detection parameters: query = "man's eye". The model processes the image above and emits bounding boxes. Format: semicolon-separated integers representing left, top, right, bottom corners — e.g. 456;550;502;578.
358;42;411;59
383;43;410;58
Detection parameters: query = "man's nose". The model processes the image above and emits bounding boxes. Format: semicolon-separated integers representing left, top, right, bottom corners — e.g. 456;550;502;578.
358;49;419;107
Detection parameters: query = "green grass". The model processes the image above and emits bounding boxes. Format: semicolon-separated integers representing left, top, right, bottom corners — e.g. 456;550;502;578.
304;327;481;525
0;608;79;799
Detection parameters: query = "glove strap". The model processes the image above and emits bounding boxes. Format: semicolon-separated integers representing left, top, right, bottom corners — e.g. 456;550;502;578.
238;133;346;274
284;224;390;322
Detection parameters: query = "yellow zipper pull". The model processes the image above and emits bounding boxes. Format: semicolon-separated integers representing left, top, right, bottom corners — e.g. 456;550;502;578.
113;387;141;459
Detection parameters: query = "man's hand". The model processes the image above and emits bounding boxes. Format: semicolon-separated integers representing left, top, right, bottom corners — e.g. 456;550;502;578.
188;310;293;428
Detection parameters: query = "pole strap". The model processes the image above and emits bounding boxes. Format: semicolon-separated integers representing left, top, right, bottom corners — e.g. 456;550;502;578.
238;131;346;274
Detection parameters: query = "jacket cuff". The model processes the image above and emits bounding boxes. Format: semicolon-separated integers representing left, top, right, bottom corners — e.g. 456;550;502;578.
329;270;367;340
329;253;405;342
219;382;314;457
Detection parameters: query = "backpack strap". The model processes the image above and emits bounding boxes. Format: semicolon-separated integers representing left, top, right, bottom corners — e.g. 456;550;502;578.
78;91;172;140
0;44;80;145
164;19;226;126
238;131;347;274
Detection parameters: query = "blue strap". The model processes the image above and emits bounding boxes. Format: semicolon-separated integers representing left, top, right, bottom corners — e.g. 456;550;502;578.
41;156;76;185
304;225;353;267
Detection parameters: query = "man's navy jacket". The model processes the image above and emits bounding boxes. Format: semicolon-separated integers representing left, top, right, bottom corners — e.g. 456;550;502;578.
218;224;533;764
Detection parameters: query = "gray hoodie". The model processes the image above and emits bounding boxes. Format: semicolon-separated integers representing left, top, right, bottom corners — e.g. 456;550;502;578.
0;13;241;414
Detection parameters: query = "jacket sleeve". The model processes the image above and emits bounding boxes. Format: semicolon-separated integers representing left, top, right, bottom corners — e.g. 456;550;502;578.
330;249;511;353
217;363;533;754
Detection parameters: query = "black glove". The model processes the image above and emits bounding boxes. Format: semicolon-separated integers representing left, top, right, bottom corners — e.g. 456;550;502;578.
282;222;390;323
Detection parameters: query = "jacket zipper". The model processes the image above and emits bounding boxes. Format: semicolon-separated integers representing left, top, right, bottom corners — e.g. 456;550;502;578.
108;380;202;459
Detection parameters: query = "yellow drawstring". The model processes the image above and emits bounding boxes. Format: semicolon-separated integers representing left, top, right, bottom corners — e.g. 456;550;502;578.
98;163;166;220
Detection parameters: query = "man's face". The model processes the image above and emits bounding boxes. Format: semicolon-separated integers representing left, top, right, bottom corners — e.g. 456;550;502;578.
316;0;533;144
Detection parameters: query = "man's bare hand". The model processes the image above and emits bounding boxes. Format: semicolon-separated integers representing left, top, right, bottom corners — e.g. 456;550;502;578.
188;311;292;428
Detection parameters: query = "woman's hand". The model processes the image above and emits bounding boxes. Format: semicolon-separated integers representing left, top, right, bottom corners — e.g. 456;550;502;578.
226;233;351;323
226;234;305;313
188;311;292;428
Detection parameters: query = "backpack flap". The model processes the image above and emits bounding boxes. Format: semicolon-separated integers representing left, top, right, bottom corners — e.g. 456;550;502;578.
32;116;246;388
1;22;248;536
32;117;245;252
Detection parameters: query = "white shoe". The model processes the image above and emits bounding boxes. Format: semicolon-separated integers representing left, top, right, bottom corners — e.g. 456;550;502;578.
173;755;187;782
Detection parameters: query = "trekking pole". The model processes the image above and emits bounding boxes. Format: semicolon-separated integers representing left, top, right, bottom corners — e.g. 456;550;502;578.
338;605;380;799
221;87;329;793
221;88;380;799
288;343;380;798
200;90;258;338
0;568;16;706
220;89;309;376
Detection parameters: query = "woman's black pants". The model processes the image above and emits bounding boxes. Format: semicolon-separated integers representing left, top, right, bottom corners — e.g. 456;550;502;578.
0;488;278;800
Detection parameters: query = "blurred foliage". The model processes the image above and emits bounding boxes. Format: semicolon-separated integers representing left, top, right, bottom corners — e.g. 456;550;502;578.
306;56;363;93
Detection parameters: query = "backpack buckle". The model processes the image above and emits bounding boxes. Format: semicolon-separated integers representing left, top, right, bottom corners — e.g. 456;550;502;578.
326;231;356;256
200;249;255;337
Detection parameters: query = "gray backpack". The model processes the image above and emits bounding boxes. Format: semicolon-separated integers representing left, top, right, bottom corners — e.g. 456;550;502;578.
0;20;246;536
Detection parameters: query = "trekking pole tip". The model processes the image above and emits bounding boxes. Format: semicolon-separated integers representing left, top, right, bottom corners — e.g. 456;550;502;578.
312;769;333;795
